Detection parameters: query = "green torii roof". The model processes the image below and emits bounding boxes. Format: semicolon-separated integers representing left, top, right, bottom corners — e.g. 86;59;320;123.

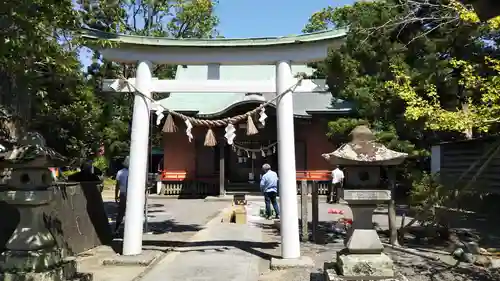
81;28;348;48
81;28;351;116
158;65;352;118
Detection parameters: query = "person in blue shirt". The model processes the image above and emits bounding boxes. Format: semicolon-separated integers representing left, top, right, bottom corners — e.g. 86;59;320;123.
260;163;280;220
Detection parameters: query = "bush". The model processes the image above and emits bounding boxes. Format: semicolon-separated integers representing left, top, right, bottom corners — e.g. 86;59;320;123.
93;156;108;173
410;172;444;207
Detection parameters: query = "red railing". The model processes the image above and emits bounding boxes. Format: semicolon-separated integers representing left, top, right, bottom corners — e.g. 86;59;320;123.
161;170;187;181
296;170;330;181
160;170;330;181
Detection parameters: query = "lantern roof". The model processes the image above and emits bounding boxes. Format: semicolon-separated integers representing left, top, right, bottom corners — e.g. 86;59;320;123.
322;126;408;166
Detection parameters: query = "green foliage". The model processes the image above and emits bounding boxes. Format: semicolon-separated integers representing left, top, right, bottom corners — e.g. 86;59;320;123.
304;1;439;186
62;170;79;178
93;156;108;172
410;172;445;207
1;0;220;162
305;0;500;212
84;0;220;160
387;57;500;137
0;0;102;157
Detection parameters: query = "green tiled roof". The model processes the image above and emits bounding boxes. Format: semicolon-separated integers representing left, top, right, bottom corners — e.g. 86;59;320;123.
158;65;352;117
81;28;347;48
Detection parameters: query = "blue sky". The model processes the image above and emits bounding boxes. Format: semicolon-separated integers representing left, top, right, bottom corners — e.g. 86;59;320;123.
80;0;355;68
216;0;354;38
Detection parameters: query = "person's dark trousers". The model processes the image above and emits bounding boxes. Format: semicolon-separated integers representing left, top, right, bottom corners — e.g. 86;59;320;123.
264;191;280;218
334;182;343;203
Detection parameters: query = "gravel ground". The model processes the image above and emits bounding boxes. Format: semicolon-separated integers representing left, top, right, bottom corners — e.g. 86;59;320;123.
256;220;500;281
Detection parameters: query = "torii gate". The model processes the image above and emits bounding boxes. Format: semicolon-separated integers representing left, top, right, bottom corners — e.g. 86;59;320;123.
83;28;347;261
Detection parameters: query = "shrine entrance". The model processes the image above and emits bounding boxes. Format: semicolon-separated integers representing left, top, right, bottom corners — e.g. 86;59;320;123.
83;27;347;259
214;102;278;191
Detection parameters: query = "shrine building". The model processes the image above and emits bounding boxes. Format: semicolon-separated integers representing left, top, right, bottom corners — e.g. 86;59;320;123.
157;64;352;195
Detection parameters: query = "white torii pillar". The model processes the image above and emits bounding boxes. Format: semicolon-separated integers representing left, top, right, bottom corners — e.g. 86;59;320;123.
122;60;152;255
275;61;300;259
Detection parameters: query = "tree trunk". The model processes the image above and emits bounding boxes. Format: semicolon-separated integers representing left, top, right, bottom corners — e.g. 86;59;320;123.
388;168;399;246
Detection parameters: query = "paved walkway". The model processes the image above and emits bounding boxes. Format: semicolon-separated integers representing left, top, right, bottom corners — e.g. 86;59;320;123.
76;198;230;281
139;203;271;281
76;195;412;281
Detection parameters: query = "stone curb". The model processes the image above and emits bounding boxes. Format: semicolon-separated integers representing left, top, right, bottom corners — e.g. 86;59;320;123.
130;203;233;281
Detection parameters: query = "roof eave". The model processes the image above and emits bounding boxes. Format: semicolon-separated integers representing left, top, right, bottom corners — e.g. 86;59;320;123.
80;28;348;48
305;109;352;115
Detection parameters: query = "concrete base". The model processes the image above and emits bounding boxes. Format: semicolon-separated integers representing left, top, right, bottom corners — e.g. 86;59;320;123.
337;253;395;278
325;269;408;281
101;251;161;266
0;260;92;281
270;256;314;270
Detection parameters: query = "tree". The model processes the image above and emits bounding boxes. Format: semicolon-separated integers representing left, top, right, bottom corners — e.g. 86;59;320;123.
385;1;500;139
386;57;500;138
0;0;102;158
304;0;497;245
81;0;220;160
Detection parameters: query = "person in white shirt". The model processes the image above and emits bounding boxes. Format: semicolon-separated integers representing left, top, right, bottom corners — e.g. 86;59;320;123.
329;165;345;203
114;156;129;233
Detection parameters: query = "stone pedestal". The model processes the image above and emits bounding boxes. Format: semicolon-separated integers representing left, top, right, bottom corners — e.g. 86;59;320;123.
0;188;82;281
337;252;394;277
327;189;398;280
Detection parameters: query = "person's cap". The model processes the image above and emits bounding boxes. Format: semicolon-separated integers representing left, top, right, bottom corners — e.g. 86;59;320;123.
262;163;271;170
123;156;130;167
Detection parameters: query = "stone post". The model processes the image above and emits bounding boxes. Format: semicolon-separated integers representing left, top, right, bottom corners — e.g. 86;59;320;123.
311;181;319;243
300;180;308;242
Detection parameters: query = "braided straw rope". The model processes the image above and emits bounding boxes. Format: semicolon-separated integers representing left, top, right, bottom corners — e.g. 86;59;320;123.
119;74;305;127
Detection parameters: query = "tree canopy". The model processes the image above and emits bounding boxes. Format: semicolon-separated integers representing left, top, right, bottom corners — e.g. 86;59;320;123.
303;0;500;176
1;0;219;165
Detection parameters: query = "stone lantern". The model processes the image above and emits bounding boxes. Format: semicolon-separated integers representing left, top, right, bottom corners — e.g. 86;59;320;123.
0;133;78;281
321;125;407;281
